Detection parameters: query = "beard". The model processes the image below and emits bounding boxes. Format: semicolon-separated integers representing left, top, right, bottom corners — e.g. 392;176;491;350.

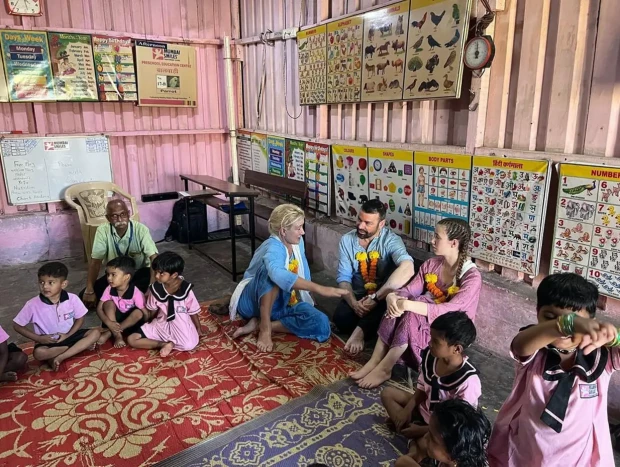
356;228;375;239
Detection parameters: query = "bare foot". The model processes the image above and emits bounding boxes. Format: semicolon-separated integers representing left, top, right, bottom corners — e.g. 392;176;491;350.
113;334;127;348
159;342;174;357
232;318;259;339
0;371;17;382
51;356;64;372
344;327;365;355
349;357;381;380
97;330;112;346
256;328;273;352
357;364;392;389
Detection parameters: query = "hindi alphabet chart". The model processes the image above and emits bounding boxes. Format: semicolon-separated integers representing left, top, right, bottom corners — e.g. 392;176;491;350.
333;145;369;221
469;156;550;275
413;152;472;243
327;16;363;104
305;141;331;216
297;25;327;105
551;164;620;299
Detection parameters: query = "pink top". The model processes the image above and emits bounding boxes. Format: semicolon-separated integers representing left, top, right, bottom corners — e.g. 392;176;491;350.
396;256;482;323
101;284;145;313
13;291;88;335
0;325;9;344
487;346;619;466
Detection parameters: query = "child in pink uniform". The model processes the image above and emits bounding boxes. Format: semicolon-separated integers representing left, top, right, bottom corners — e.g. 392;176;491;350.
488;273;620;466
127;252;202;357
0;325;28;382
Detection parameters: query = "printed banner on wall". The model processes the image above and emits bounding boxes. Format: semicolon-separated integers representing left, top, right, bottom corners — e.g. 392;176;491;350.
0;53;8;102
305;141;331;216
0;30;54;102
333;145;369;221
48;32;98;101
286;139;305;181
297;25;327;105
92;35;137;102
267;135;286;177
236;130;253;182
135;40;197;107
251;133;268;174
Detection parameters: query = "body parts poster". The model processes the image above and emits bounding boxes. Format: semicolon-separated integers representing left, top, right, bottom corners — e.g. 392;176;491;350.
251;133;268;174
361;1;409;102
306;142;331;216
469;156;550;275
0;30;54;102
403;0;472;99
369;148;414;237
135;41;197;107
327;16;363;104
333;145;369;220
286;139;305;181
297;25;326;105
236;130;252;182
48;33;97;101
92;35;137;101
413;152;472;243
551;164;620;299
267;135;285;177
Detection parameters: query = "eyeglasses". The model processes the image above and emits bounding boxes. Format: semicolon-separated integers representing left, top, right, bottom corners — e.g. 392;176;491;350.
109;212;129;220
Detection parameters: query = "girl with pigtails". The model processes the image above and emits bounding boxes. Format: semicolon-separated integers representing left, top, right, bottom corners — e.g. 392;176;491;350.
351;218;482;388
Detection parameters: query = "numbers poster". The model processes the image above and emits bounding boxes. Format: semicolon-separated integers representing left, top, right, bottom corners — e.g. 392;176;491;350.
236;129;252;182
333;145;369;220
267;135;285;177
551;164;620;299
251;132;268;174
469;156;550;275
368;148;414;237
413;152;472;243
297;25;326;105
360;1;409;102
92;35;137;102
305;142;331;216
327;16;363;104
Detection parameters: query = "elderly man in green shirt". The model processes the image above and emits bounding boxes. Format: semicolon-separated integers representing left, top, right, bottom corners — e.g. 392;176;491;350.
81;199;158;307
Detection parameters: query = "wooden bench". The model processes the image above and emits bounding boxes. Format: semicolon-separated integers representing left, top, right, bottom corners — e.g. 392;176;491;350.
243;170;307;220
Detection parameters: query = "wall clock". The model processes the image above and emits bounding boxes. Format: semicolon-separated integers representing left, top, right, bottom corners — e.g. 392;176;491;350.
6;0;43;16
464;35;495;70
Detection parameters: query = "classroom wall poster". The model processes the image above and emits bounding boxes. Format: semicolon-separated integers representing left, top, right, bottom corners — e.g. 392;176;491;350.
286;139;305;182
327;16;363;104
236;129;252;182
360;1;409;102
0;53;8;102
469;156;550;275
48;32;97;101
551;164;620;299
414;152;472;243
305;141;331;216
297;25;327;105
135;40;197;107
333;145;369;221
92;35;137;102
368;148;414;237
267;135;285;177
0;30;54;102
251;132;268;174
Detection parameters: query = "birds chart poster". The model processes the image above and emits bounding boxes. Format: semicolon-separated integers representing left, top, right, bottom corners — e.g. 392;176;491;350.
469;156;550;276
333;145;369;221
403;0;472;99
551;163;620;299
297;25;326;105
305;141;331;216
360;1;410;102
369;148;414;238
413;152;472;244
327;16;363;103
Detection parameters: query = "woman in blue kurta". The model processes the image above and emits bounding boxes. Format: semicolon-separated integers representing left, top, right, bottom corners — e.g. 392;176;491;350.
229;204;349;352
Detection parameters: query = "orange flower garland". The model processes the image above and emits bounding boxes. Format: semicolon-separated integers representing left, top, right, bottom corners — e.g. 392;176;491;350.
288;259;300;305
424;273;459;304
356;251;381;295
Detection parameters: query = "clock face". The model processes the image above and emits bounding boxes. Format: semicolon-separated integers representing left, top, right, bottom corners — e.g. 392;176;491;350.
6;0;42;16
464;37;494;70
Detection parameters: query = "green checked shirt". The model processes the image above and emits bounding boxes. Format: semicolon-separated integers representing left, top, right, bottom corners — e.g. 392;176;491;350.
91;220;158;269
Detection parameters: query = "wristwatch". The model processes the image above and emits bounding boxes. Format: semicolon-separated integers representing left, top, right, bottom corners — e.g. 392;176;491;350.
368;293;378;302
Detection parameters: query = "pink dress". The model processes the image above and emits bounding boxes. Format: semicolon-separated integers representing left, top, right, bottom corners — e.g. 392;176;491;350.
378;256;482;368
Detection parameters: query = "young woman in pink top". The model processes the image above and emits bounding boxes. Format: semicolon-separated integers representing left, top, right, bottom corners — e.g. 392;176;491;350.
352;218;482;388
488;273;620;466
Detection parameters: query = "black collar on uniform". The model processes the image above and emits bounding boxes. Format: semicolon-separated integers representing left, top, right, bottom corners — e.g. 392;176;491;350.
149;280;193;322
110;284;136;299
39;290;70;305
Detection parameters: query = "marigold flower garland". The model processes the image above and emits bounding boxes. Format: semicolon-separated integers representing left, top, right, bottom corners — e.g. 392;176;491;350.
356;250;381;295
288;259;300;305
424;273;460;304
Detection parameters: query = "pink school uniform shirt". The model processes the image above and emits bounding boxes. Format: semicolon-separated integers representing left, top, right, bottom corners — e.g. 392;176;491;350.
0;325;9;344
487;345;620;466
100;285;145;313
13;291;88;335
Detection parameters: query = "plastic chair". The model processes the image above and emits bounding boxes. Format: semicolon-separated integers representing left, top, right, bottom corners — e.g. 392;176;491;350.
64;182;140;262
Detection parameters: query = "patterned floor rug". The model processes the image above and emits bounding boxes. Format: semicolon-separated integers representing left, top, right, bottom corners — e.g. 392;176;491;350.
155;379;409;467
0;306;359;467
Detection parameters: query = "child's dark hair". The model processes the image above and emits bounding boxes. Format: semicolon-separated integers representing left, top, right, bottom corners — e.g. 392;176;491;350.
106;256;136;277
432;399;491;467
151;251;184;275
38;262;68;280
536;273;598;317
437;218;471;286
430;311;476;348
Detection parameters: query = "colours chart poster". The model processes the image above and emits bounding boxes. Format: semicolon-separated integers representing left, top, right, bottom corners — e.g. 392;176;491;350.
267;135;285;177
305;142;331;216
297;25;327;105
286;139;305;182
327;16;363;104
92;35;137;102
333;145;369;221
48;32;98;101
251;132;268;174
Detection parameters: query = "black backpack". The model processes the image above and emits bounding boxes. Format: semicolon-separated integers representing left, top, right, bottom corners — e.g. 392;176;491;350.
165;198;209;243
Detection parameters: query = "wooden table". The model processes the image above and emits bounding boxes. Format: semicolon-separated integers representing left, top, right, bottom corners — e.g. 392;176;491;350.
180;174;260;281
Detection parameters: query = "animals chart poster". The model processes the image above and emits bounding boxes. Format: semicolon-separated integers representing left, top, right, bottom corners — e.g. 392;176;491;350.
469;156;550;275
403;0;472;99
251;132;268;174
286;139;305;182
48;33;98;101
368;148;414;237
333;145;369;221
413;152;472;244
327;16;363;104
92;35;138;102
551;164;620;299
305;141;331;216
360;1;409;102
297;25;327;105
236;129;252;182
267;135;285;177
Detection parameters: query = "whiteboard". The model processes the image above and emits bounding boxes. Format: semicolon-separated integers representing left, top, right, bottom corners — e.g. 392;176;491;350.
1;136;113;205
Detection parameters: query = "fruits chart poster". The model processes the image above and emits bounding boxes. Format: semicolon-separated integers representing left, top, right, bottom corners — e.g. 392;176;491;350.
360;1;410;102
413;152;472;244
297;25;327;105
469;156;550;276
236;129;252;182
369;148;414;238
92;35;137;102
286;139;305;182
333;145;369;221
267;135;285;177
403;0;472;99
327;16;363;103
48;33;98;101
251;132;268;174
305;141;331;216
551;164;620;299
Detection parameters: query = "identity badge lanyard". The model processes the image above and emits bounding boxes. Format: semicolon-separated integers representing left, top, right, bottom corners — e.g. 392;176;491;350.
111;222;134;257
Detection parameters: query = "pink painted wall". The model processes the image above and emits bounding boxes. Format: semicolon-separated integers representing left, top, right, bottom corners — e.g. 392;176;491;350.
0;0;235;265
